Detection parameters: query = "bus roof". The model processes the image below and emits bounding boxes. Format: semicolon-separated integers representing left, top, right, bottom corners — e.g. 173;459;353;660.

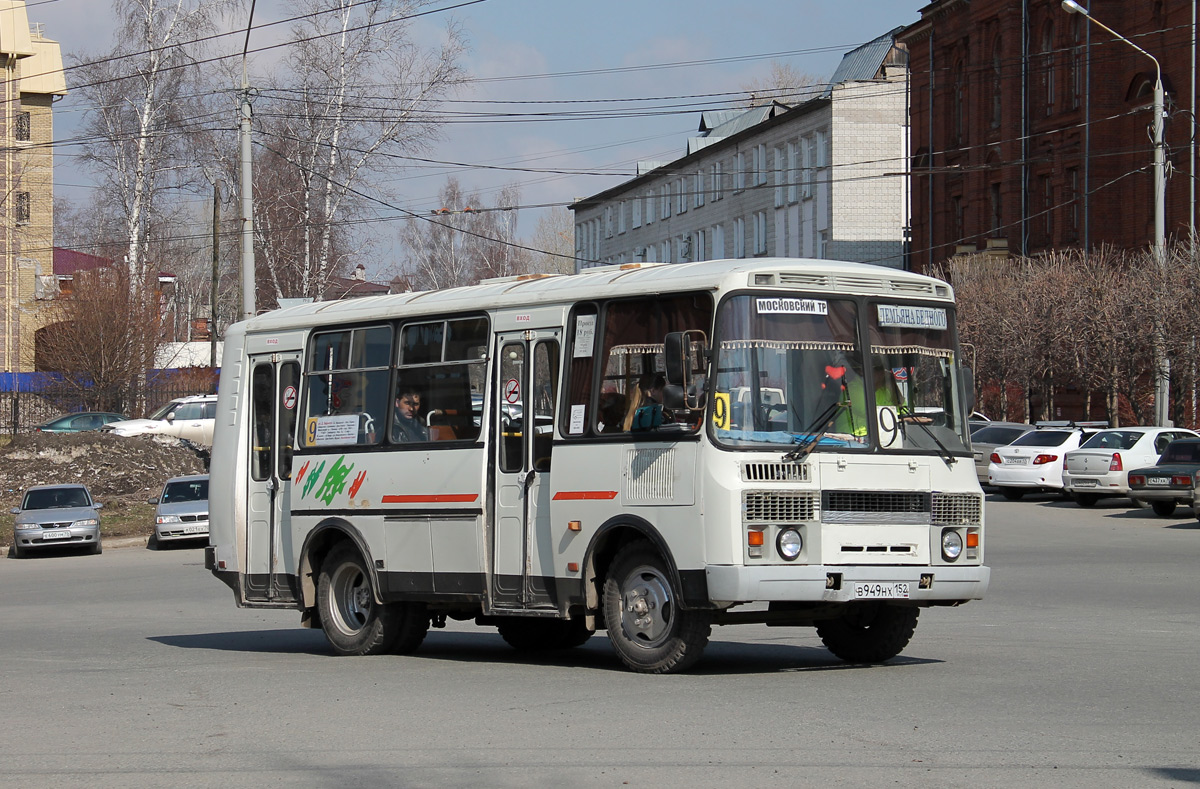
239;257;953;333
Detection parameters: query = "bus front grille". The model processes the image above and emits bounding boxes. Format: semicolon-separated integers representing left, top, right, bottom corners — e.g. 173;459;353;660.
742;461;809;482
743;491;818;524
931;492;983;525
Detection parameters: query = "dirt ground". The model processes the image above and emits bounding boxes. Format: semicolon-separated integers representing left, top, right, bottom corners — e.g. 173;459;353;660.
0;432;209;544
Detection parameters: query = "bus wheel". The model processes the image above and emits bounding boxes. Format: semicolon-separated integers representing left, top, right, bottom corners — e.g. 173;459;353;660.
496;618;592;651
816;604;919;663
318;543;415;656
602;541;711;674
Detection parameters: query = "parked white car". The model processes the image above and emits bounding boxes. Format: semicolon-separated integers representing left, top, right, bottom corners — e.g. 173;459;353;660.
102;394;217;446
1062;427;1199;506
987;422;1108;500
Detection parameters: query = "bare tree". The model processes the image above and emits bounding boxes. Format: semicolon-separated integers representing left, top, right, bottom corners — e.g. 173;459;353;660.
399;178;528;291
527;208;576;275
71;0;240;298
253;0;467;300
738;61;821;108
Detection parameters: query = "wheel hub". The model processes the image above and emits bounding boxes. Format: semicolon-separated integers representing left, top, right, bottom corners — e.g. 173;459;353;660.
621;567;673;647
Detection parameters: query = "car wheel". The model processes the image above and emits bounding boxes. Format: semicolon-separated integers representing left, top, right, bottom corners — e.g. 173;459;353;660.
497;618;593;651
9;542;23;559
1151;500;1177;517
602;540;711;674
999;487;1025;501
316;543;425;656
816;604;920;663
147;533;159;551
1074;493;1100;507
91;540;102;555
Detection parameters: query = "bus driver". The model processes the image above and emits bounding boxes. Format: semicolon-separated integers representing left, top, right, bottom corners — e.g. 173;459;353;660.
392;387;429;442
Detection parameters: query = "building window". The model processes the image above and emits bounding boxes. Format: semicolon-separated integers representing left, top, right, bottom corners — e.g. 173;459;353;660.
753;211;768;255
756;144;768;185
677;179;687;214
15;191;30;224
951;195;964;244
661;187;671;220
661;240;671;263
604;206;613;239
991;37;1003;129
990;183;1002;236
645;190;654;225
713;224;724;259
773;147;785;207
817;230;828;259
15;111;30;142
618;201;626;234
801;137;813;198
632;197;641;229
736;151;746;191
694;170;704;208
1040;174;1053;239
734;217;746;258
695;228;706;261
953;58;966;145
1041;22;1056;115
787;141;798;203
711;161;723;201
1069;17;1083;110
816;130;828;169
1067;167;1079;234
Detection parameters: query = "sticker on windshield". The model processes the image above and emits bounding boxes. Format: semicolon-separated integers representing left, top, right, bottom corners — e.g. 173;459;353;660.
756;297;827;315
877;304;947;330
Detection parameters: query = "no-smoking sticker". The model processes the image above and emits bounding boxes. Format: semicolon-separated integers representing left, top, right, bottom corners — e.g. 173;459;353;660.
504;378;521;404
282;385;298;410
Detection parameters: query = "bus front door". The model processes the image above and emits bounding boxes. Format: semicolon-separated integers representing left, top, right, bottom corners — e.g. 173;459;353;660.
492;331;560;611
244;354;301;603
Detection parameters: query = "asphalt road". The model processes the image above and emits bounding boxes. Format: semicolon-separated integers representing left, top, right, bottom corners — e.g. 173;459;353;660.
2;493;1198;788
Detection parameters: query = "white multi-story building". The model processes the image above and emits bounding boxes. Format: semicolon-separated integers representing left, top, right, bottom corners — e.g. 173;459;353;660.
571;28;910;271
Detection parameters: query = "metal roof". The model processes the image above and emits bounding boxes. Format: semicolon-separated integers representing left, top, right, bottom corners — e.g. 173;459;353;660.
823;26;907;97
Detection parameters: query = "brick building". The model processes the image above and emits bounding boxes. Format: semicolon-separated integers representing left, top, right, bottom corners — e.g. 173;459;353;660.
900;0;1198;270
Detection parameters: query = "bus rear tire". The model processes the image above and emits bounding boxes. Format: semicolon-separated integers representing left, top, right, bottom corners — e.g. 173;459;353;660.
317;543;423;656
496;618;592;651
816;604;919;663
602;541;711;674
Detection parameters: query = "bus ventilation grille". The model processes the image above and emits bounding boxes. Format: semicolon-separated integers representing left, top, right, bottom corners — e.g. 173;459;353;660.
930;492;983;525
742;462;809;482
743;491;818;524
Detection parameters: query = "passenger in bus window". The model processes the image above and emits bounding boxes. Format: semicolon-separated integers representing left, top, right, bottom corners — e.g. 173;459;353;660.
392;387;429;442
336;377;376;443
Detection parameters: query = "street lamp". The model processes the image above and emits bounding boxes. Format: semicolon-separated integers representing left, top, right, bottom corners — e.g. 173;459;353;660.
1062;0;1170;425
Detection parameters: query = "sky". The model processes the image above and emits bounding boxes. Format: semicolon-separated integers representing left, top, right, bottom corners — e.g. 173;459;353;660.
27;0;923;269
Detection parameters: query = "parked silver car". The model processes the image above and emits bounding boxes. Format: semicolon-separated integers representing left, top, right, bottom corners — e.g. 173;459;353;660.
10;484;103;558
149;475;210;547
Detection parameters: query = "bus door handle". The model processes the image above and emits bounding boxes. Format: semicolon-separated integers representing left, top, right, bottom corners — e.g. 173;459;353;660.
522;469;536;493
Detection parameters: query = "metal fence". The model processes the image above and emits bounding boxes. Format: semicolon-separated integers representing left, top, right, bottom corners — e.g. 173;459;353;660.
0;372;218;436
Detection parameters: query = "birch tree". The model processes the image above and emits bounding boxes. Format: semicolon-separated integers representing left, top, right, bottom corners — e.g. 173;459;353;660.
254;0;467;299
71;0;239;298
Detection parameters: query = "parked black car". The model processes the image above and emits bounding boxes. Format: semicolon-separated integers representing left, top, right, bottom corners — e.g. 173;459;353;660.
1127;438;1200;517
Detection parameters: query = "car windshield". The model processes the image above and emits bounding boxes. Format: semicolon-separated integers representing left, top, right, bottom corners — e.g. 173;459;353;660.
710;295;970;454
972;426;1029;445
1160;442;1200;463
161;479;209;503
1080;430;1143;451
147;401;180;420
22;488;90;510
1011;430;1072;448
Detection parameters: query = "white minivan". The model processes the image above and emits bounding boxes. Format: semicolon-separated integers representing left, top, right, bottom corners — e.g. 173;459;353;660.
102;394;217;446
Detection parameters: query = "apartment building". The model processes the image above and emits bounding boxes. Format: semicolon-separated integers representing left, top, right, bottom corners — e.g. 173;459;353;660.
1;1;66;375
571;29;910;271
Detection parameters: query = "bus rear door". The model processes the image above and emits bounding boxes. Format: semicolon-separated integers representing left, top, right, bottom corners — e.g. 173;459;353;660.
244;353;301;603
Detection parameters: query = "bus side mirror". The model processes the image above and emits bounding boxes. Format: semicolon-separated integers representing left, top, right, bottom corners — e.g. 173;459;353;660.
664;332;689;388
961;366;976;413
665;330;708;411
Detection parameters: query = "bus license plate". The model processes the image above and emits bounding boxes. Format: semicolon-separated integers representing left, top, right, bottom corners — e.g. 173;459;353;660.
40;530;71;541
854;582;910;599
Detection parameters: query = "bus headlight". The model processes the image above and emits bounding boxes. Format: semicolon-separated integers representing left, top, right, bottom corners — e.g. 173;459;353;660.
776;528;802;561
941;529;963;561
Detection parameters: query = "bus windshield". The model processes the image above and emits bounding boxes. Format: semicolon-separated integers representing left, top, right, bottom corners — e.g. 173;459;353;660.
711;294;969;455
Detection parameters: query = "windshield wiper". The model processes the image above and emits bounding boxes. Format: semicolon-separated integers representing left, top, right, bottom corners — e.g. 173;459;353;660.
896;404;956;466
782;401;849;462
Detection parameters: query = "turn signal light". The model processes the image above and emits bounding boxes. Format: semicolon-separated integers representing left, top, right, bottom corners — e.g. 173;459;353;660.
966;531;980;548
1109;453;1123;472
747;531;765;546
1033;454;1058;465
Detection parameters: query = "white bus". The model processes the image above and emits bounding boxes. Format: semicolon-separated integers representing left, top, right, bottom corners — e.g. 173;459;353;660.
206;258;989;673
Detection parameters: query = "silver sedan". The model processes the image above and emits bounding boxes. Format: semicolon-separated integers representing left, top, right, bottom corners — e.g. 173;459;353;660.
149;475;209;547
10;484;103;558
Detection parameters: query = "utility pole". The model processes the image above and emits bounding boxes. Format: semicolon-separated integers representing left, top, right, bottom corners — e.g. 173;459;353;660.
239;3;257;321
211;182;220;368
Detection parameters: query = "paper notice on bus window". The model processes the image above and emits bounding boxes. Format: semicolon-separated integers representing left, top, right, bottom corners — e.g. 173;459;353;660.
569;404;587;434
877;304;947;330
574;315;596;357
756;297;827;315
311;414;360;446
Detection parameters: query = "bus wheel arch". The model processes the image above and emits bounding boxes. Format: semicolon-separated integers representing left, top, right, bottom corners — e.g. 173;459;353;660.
583;517;680;621
299;519;378;611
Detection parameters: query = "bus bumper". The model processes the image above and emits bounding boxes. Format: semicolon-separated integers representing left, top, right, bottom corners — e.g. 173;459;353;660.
704;564;990;605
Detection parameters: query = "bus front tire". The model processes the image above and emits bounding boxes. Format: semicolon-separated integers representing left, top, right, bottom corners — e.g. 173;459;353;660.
317;543;427;656
602;541;711;674
816;603;919;663
496;618;592;651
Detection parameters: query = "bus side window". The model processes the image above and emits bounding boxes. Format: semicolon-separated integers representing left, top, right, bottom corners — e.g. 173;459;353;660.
532;340;558;471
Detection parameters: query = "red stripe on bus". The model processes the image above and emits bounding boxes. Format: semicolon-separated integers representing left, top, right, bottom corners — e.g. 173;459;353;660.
553;490;619;501
382;494;480;504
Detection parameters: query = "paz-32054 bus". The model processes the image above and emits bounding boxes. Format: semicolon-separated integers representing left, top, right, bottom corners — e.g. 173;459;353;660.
205;258;989;673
